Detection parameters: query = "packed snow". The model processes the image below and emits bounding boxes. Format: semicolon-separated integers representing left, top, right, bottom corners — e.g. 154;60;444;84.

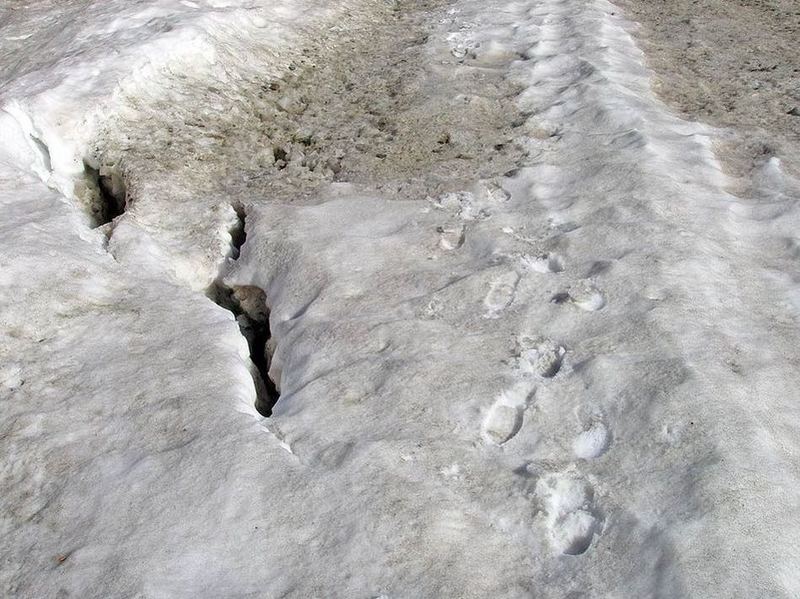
2;0;800;597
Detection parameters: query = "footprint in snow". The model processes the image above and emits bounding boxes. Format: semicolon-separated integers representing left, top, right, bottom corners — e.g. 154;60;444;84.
535;471;601;555
572;421;611;459
482;382;535;445
571;284;605;311
484;271;520;318
516;336;565;378
437;223;465;250
550;283;605;311
520;252;564;274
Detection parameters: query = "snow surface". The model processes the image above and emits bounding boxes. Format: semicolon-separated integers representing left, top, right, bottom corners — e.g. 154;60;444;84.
2;0;800;597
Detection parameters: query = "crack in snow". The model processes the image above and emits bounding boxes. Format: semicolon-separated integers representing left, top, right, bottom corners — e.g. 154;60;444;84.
212;205;280;417
80;160;127;228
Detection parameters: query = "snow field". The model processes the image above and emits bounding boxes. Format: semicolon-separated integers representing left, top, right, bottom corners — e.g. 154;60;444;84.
2;0;800;596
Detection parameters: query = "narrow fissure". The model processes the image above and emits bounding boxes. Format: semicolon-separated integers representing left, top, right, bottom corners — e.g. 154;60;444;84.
229;203;247;259
212;206;280;417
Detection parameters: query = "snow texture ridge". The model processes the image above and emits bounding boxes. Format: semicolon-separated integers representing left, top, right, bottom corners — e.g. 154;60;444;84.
2;0;800;597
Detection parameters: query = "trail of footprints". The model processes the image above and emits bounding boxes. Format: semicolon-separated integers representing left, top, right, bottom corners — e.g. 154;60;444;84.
429;16;611;557
478;282;608;557
433;197;609;556
470;220;610;556
480;179;608;557
479;259;609;556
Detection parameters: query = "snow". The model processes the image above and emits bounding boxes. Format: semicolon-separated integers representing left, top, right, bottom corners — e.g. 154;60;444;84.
572;422;611;459
2;0;800;596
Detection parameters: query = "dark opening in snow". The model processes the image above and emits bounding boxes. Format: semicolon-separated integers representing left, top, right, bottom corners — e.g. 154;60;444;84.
83;161;127;226
212;205;280;416
229;203;247;259
213;283;280;417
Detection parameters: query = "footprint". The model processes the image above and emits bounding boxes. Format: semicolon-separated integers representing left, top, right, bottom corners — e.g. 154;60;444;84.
570;284;605;311
572;422;611;459
550;284;605;311
470;39;525;67
520;252;564;274
516;336;565;378
535;472;600;555
447;32;478;61
437;224;466;250
484;271;520;318
550;291;571;305
482;382;535;445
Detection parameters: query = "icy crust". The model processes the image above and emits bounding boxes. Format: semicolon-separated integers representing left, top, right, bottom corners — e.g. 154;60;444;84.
3;0;800;597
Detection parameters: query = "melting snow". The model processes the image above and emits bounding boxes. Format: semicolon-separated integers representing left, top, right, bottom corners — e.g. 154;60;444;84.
2;0;800;596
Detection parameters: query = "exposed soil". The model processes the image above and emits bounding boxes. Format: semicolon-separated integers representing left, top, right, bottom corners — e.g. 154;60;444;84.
95;0;527;207
615;0;800;178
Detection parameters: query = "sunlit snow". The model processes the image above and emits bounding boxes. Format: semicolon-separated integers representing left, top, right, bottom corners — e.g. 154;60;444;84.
2;0;800;596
